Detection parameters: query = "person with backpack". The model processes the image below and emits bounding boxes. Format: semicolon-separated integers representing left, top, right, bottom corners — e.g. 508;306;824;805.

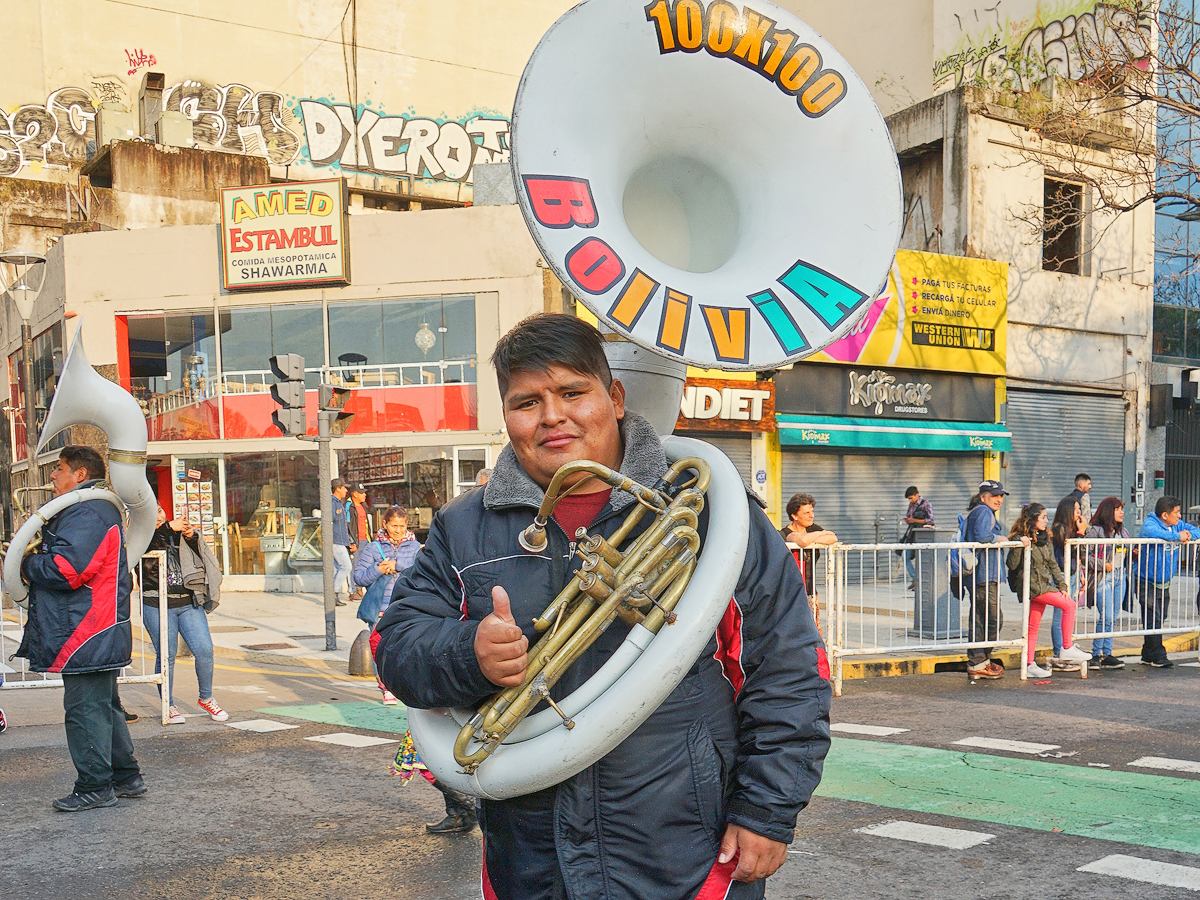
1007;503;1091;678
1048;496;1088;670
1084;497;1130;670
961;481;1009;679
949;495;980;605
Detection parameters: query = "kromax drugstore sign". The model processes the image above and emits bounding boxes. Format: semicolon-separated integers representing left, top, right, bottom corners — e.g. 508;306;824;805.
219;178;350;291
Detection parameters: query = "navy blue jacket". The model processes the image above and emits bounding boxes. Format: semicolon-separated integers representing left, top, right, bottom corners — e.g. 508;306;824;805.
17;482;132;674
375;414;831;900
964;503;1005;585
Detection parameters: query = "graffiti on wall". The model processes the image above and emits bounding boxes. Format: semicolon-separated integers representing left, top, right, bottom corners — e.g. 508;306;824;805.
0;76;510;184
297;100;509;183
125;48;157;76
0;87;100;177
164;80;302;165
933;2;1152;93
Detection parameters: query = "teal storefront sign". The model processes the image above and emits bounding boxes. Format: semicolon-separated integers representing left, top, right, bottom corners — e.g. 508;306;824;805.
777;414;1012;452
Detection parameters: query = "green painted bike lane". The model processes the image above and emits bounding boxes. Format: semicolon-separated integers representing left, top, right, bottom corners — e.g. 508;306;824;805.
818;737;1200;854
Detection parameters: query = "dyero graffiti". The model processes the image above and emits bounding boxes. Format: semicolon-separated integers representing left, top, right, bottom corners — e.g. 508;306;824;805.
1;77;508;185
296;99;509;183
933;2;1152;92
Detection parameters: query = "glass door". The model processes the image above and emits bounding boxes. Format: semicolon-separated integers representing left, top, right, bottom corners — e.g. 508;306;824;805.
452;446;490;496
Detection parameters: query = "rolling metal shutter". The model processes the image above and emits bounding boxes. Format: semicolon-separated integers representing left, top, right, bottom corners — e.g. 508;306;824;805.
700;435;753;484
1005;389;1126;528
780;451;985;545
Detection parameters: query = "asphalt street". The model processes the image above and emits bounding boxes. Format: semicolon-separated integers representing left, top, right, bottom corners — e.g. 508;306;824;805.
2;653;1199;899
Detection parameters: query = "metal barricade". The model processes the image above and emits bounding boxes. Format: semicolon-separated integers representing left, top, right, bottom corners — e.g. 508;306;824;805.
0;550;170;726
824;540;1030;696
1066;536;1200;658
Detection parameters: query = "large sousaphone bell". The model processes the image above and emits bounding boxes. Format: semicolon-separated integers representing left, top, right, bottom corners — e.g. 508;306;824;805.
408;0;902;799
2;329;157;607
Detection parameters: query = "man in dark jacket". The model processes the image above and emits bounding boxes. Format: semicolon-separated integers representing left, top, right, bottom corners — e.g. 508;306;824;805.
375;315;831;900
17;446;143;811
962;479;1008;680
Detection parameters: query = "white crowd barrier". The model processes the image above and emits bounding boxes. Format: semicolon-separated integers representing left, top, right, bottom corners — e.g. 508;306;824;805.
816;535;1200;696
0;551;170;726
1065;536;1200;651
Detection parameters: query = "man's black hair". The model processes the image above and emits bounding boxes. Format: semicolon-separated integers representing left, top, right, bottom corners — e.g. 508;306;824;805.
491;313;612;399
1075;473;1091;486
59;445;105;481
787;492;815;518
904;485;919;498
1156;495;1182;518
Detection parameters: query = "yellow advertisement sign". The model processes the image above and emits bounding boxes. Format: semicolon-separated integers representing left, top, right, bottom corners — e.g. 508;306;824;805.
810;249;1007;376
219;178;350;291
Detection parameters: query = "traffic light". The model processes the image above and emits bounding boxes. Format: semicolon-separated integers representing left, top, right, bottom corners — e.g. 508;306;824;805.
319;382;354;436
269;353;306;435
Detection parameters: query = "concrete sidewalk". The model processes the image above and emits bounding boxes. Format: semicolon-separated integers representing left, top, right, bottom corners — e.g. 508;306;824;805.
139;591;369;673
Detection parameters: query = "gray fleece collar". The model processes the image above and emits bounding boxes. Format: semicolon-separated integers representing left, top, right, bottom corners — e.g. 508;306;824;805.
483;410;668;513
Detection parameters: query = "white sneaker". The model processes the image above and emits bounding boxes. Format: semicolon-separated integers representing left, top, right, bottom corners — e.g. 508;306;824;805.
1058;645;1091;662
381;689;398;706
196;697;229;721
167;705;186;725
1026;662;1052;678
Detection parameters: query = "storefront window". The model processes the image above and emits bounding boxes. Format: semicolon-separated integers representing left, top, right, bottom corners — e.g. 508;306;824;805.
9;323;65;461
338;445;455;537
219;304;325;440
126;313;219;441
224;451;320;574
328;295;478;433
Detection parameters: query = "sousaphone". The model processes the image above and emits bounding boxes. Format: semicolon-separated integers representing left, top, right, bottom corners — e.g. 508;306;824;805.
409;0;902;799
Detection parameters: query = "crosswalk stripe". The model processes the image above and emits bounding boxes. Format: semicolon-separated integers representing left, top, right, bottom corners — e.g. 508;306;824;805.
1130;756;1200;775
832;723;910;737
855;820;994;849
1078;854;1200;890
952;737;1059;754
225;718;299;733
305;732;399;748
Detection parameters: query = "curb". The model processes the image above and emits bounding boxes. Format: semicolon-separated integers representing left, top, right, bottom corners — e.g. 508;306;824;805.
834;632;1200;681
132;624;358;674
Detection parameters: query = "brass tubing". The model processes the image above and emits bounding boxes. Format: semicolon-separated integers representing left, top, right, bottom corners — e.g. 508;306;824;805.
454;455;713;771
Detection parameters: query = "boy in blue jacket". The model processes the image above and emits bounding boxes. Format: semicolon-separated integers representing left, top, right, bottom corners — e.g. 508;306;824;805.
1135;495;1200;667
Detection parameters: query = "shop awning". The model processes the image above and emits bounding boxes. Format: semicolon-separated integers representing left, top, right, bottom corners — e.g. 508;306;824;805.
776;415;1012;453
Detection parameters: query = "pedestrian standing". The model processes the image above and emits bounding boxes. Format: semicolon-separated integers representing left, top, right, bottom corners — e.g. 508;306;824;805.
962;480;1008;680
330;478;353;607
1068;473;1092;525
901;486;934;590
1085;497;1130;669
781;492;838;604
15;446;145;811
141;505;228;725
1048;496;1087;670
1007;503;1091;678
1135;496;1200;667
353;506;421;705
348;483;370;600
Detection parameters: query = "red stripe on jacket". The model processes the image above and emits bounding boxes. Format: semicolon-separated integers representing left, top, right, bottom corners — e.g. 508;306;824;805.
713;598;745;699
481;835;499;900
693;856;738;900
49;525;122;672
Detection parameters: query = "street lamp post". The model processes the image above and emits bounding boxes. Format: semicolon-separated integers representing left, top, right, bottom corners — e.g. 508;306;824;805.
0;251;48;501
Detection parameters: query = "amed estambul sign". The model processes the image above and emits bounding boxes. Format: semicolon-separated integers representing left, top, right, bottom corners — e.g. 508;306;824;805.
219;178;350;291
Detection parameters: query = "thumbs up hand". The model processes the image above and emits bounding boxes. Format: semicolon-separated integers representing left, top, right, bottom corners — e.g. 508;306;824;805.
474;585;529;687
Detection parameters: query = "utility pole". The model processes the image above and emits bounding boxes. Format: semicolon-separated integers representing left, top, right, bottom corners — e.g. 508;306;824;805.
316;382;353;651
315;409;335;650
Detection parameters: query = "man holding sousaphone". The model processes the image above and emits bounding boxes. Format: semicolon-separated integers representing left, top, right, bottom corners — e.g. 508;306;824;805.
375;315;831;899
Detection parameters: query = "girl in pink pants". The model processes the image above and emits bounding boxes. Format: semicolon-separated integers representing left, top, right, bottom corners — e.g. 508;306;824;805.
1007;503;1092;678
